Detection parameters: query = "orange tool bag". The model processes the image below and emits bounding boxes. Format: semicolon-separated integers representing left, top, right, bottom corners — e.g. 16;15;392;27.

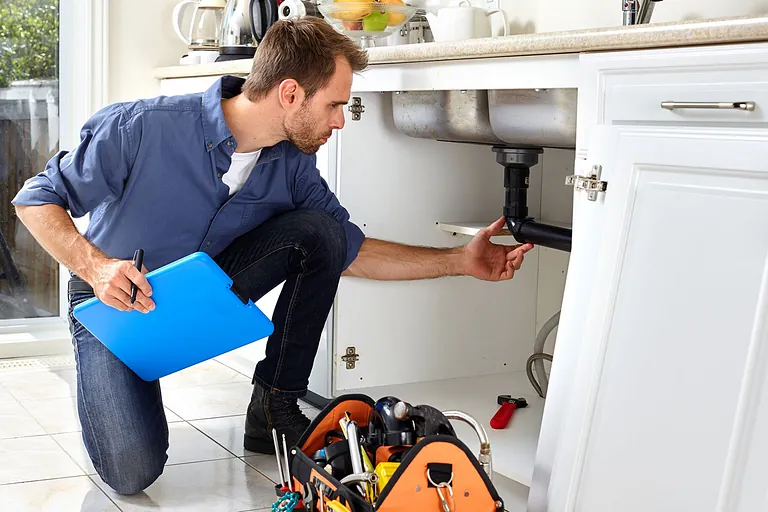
285;394;504;512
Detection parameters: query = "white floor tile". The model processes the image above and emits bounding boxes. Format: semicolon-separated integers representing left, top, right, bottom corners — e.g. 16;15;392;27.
190;415;247;457
0;400;46;439
94;458;278;512
0;435;84;485
52;432;96;475
0;383;16;404
0;475;119;511
168;422;234;465
21;396;81;434
162;381;253;421
242;455;282;485
0;368;78;402
160;360;249;390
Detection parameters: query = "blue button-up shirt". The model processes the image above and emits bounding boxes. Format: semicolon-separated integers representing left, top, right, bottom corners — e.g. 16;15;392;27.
11;76;365;272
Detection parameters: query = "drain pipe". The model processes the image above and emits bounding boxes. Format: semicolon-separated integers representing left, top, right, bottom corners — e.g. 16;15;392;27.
493;147;572;253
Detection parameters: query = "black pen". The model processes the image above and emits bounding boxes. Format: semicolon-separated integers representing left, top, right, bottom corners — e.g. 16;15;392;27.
130;249;144;305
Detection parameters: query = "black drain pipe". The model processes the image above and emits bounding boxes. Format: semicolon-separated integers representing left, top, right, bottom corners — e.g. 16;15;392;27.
493;147;572;253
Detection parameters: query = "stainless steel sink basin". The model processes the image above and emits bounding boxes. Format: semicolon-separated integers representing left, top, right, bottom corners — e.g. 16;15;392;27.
392;90;503;145
391;88;577;149
488;89;577;149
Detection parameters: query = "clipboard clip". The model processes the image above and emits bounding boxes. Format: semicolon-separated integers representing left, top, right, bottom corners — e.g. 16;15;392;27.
229;281;250;305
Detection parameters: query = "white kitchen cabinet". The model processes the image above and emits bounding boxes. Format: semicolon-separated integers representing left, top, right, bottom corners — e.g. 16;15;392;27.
549;124;768;512
542;45;768;512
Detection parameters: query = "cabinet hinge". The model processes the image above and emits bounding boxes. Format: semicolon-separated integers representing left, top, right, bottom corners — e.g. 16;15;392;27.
341;346;360;369
566;164;608;201
348;97;365;121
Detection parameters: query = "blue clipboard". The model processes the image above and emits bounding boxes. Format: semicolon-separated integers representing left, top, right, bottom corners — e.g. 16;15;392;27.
72;252;274;382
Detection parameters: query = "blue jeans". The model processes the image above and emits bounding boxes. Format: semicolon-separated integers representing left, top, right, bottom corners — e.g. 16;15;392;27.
68;210;347;494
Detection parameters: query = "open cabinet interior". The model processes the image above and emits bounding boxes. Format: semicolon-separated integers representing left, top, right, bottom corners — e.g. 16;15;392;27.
330;90;575;500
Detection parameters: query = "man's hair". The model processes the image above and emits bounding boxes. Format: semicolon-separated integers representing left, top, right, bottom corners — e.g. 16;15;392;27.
242;18;368;101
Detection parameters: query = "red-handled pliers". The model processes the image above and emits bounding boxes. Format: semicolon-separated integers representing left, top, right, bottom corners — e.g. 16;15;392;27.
490;396;528;429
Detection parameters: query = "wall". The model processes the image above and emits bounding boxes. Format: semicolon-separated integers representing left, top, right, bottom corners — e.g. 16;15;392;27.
488;0;768;36
108;0;189;103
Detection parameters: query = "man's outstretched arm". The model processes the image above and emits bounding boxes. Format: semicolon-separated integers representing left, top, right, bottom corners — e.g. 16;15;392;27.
343;217;534;282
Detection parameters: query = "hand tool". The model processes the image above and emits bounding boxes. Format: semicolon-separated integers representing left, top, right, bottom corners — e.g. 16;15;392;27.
393;401;455;438
272;428;287;488
490;396;527;430
342;419;368;499
282;433;292;491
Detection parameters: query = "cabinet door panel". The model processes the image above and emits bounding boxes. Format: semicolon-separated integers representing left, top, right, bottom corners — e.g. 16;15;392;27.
551;127;768;512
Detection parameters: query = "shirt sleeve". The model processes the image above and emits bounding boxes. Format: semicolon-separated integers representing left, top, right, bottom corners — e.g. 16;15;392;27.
11;103;137;218
292;152;365;271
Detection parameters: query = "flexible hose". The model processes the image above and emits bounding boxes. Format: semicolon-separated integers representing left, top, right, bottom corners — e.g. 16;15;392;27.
526;310;560;398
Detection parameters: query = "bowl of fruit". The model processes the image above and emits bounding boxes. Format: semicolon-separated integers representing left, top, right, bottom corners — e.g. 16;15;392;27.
318;0;419;46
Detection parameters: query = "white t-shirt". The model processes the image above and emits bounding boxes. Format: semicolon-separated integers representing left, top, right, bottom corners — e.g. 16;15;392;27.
223;149;262;195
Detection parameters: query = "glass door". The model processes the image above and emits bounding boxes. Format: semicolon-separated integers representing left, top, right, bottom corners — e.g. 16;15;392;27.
0;0;62;334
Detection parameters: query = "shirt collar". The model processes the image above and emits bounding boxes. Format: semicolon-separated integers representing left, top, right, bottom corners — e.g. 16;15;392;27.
200;74;285;163
201;75;244;152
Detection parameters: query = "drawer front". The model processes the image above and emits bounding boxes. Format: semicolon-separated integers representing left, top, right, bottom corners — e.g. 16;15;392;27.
604;67;768;126
583;43;768;128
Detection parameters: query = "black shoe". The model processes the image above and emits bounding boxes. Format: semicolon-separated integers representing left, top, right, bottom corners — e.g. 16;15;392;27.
244;384;312;454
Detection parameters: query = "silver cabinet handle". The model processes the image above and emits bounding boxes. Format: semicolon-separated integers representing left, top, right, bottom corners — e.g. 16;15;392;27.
661;101;756;111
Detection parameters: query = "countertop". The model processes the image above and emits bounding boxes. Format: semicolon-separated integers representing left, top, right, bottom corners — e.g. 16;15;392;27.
154;14;768;79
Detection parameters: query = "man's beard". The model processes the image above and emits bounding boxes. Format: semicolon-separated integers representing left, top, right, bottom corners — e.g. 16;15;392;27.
284;105;331;155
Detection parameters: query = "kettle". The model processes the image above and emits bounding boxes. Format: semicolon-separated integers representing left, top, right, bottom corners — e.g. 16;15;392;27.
173;0;227;50
217;0;279;61
426;0;507;42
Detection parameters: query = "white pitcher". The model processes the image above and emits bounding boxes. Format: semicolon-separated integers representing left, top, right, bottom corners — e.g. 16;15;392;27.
426;0;507;42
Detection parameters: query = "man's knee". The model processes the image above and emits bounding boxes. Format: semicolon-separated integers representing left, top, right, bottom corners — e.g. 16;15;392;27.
292;210;347;270
95;444;167;495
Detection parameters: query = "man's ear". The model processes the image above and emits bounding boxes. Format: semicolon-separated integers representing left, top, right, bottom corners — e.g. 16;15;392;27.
277;79;304;110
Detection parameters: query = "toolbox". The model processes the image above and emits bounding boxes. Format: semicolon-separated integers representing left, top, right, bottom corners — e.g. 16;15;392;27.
276;394;504;512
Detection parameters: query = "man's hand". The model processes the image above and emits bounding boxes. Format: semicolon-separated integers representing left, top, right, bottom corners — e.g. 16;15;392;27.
462;217;534;281
14;204;155;313
86;259;155;313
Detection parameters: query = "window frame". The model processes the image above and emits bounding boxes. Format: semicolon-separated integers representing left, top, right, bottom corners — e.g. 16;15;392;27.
0;0;109;357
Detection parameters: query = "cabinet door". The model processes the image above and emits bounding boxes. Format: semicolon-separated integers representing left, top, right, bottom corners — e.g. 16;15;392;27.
547;126;768;512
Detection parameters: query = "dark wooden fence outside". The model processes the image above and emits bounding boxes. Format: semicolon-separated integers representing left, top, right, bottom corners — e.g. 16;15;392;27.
0;88;61;319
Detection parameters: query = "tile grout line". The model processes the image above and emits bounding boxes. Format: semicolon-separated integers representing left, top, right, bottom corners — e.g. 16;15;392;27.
50;431;93;478
184;418;278;481
0;431;51;441
0;472;88;488
14;392;82;437
184;417;281;485
239;456;279;485
86;474;126;512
